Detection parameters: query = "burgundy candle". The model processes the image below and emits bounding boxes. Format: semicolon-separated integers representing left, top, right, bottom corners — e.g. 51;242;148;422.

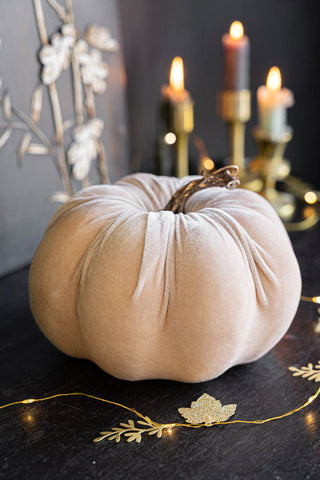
222;21;250;91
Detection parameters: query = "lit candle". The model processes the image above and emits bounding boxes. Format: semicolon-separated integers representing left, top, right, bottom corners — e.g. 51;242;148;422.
161;57;193;120
170;56;185;97
160;57;194;177
257;67;294;139
222;21;250;90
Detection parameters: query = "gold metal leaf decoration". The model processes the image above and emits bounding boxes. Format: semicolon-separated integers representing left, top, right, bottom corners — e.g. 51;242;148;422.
93;417;175;444
289;361;320;382
178;393;237;424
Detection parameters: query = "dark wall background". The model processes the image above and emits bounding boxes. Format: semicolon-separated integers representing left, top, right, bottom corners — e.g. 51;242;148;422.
119;0;320;187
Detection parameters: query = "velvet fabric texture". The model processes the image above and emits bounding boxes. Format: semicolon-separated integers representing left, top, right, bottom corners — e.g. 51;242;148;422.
29;173;301;382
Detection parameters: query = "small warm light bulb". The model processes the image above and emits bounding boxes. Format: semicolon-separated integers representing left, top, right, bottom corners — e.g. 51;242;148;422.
229;21;244;40
167;428;173;434
170;57;185;93
266;67;282;92
312;296;320;304
24;414;34;423
305;412;315;425
164;132;177;145
22;399;35;404
304;191;318;205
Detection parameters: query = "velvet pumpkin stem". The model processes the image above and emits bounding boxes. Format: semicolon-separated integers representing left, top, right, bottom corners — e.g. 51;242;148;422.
164;166;240;214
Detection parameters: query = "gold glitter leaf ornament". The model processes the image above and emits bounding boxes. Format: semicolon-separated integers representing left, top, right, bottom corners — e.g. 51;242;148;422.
289;361;320;382
178;393;237;424
93;417;173;444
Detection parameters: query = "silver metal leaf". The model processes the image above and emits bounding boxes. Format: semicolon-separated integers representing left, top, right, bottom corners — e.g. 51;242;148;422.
0;128;12;149
47;0;67;22
2;91;12;120
51;191;71;203
30;85;43;124
17;133;32;165
27;143;49;155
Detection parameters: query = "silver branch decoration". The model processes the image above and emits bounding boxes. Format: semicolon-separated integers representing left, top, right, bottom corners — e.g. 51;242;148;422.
0;0;119;201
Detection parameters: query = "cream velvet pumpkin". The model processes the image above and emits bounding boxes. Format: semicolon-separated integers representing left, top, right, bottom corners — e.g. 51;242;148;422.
29;173;301;382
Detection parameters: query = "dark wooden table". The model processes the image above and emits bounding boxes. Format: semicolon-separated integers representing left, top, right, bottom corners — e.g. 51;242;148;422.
1;226;320;480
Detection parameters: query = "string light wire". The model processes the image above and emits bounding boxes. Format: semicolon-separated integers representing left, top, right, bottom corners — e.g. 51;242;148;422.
301;295;320;304
1;385;320;433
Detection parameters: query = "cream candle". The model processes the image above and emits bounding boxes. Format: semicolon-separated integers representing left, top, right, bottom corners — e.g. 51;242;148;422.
257;67;294;139
222;21;250;90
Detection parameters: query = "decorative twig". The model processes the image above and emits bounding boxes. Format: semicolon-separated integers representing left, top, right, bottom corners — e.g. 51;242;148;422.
1;0;116;196
0;97;54;152
47;0;68;22
0;122;28;130
96;140;110;184
33;0;47;45
84;83;110;184
50;86;73;194
65;0;74;23
33;0;73;195
70;49;84;125
65;0;90;189
85;84;96;119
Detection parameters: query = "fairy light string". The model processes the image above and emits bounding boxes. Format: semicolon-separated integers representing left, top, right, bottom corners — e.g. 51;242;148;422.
301;295;320;304
1;383;320;442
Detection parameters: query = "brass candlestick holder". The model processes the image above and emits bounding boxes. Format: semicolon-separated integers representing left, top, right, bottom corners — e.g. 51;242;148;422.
217;89;251;173
250;128;295;220
170;98;194;177
157;91;194;178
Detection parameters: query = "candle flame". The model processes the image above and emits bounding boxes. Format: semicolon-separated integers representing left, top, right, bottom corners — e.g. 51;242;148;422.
229;21;244;40
170;57;185;93
266;67;282;92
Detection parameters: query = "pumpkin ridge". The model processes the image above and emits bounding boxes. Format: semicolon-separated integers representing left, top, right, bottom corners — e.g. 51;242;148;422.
88;195;147;211
131;213;153;301
79;211;142;285
117;175;170;211
160;214;176;327
204;208;276;306
46;197;89;232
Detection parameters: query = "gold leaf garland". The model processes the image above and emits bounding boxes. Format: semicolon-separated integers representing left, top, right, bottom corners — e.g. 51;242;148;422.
0;362;319;445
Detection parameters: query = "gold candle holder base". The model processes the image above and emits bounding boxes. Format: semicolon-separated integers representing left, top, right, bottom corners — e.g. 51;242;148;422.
160;86;194;178
171;99;194;177
217;89;251;173
249;128;296;220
